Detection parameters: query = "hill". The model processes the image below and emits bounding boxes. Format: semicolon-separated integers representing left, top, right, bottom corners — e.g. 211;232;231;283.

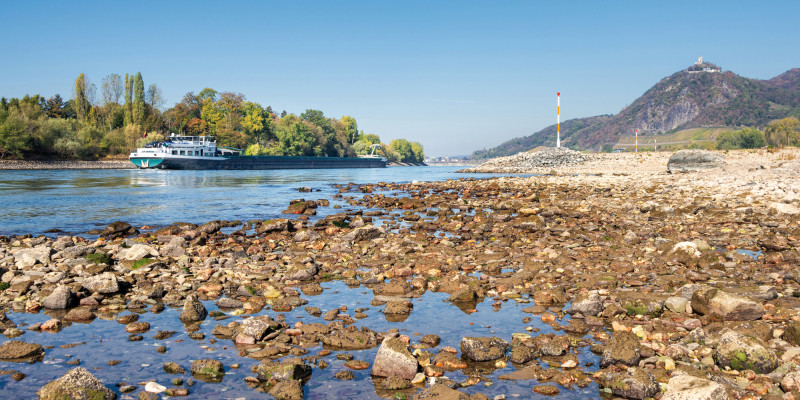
472;61;800;157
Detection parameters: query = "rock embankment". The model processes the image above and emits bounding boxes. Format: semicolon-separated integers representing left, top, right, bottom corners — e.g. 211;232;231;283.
462;147;589;173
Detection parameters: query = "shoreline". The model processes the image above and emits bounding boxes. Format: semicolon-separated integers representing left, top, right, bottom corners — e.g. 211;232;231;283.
0;160;132;170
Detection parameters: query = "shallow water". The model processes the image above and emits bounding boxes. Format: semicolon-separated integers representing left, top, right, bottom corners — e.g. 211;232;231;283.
0;281;601;399
0;167;520;236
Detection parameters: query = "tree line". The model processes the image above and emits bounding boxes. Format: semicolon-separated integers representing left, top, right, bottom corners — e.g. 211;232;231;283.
0;73;425;162
715;117;800;150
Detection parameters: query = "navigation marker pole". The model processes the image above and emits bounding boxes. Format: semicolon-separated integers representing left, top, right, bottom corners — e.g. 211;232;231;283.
556;92;561;148
654;136;658;152
635;129;638;153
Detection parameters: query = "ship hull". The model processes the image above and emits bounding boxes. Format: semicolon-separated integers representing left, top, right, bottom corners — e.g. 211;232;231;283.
130;155;386;170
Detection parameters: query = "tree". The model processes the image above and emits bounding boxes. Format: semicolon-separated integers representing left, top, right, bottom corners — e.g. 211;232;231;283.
410;141;425;162
146;83;164;110
340;115;359;143
101;74;123;105
765;117;800;147
716;128;765;150
74;74;90;121
389;139;415;162
123;74;133;125
0;113;31;158
132;72;145;125
44;95;66;118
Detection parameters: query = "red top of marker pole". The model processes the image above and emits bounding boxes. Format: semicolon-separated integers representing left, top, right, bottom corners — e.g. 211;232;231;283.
557;92;560;96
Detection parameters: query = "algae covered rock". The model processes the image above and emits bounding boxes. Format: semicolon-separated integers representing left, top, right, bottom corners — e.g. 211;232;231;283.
714;329;777;374
37;367;117;400
600;331;642;367
460;336;509;362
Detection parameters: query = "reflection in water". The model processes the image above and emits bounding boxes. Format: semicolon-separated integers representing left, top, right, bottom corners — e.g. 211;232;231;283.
0;167;525;236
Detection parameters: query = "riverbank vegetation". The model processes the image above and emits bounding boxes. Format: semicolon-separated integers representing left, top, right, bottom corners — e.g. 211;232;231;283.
715;117;799;150
0;73;424;162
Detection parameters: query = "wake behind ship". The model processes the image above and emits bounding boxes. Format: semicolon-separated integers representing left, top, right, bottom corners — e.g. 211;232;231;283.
129;134;387;170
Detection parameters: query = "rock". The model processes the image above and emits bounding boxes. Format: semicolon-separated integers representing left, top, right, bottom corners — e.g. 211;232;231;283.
667;150;724;172
662;375;729;400
0;340;44;360
601;331;642;367
383;301;413;315
785;321;800;346
460;336;509;362
255;361;312;381
665;296;689;313
691;288;764;321
163;362;186;374
293;230;321;242
215;298;243;309
236;317;272;342
116;244;159;261
782;371;800;392
384;376;411;390
568;290;603;316
12;246;51;268
81;272;119;294
258;219;291;234
533;385;559;396
448;286;478;302
287;263;318;281
413;383;469;400
62;245;93;260
464;147;589;172
598;368;659;400
43;286;75;309
37;367;117;400
197;220;222;235
371;337;418;380
268;379;304;400
343;225;384;243
144;381;166;393
714;329;777;373
769;202;800;215
101;221;138;238
63;308;95;322
321;330;378;350
190;359;224;381
667;242;702;264
179;294;207;323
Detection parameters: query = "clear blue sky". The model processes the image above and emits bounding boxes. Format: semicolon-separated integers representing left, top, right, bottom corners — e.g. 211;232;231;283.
2;1;799;156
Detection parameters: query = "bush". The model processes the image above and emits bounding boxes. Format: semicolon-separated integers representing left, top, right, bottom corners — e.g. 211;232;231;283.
716;128;765;150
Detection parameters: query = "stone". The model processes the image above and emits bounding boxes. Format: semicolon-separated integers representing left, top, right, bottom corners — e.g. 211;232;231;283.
215;297;243;309
0;340;44;360
190;359;224;381
268;379;304;400
600;331;642;367
372;337;418;380
667;149;724;172
37;367;117;400
163;362;186;374
383;301;413;314
460;336;509;362
63;308;95;322
662;374;729;400
448;286;478;302
343;225;384;243
599;368;659;400
412;383;469;400
81;272;119;294
714;329;777;374
116;244;159;261
12;246;51;268
258;219;291;234
691;288;764;321
179;294;207;323
567;291;603;316
255;361;312;381
781;371;800;392
101;221;138;238
43;286;75;309
665;296;689;313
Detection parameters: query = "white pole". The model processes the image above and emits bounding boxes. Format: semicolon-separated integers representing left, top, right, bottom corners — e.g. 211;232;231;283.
556;92;561;148
635;129;638;153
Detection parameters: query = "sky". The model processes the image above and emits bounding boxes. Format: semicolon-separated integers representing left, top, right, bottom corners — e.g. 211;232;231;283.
2;1;800;157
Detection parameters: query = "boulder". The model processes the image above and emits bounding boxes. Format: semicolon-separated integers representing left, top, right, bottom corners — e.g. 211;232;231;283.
460;336;509;362
691;288;764;321
256;360;312;382
667;150;724;172
597;368;659;400
190;359;224;382
568;290;603;316
258;219;291;234
413;383;469;400
179;294;207;323
321;330;378;350
197;220;222;235
665;296;689;313
81;272;119;294
61;245;93;260
63;308;95;322
287;263;318;281
343;225;384;243
43;286;75;309
101;221;138;238
662;374;729;400
371;337;418;380
383;301;413;315
714;329;777;373
600;331;642;367
116;244;159;261
0;340;44;361
37;367;117;400
12;246;51;268
268;379;304;400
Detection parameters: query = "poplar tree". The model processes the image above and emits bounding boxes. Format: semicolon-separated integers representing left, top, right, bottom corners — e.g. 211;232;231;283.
123;74;133;125
74;74;89;121
132;72;145;125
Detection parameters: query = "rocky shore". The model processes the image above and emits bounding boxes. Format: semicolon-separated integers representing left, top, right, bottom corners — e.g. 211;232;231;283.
0;160;131;170
1;148;800;399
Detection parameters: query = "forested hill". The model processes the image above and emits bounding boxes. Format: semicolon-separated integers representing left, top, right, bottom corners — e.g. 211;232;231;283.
0;73;425;162
472;62;800;157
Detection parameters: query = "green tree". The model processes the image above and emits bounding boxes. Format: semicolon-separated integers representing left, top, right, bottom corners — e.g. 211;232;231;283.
389;138;415;162
132;72;145;125
0;112;31;158
340;115;359;143
410;141;425;162
74;74;90;121
716;127;765;150
765;117;800;147
123;73;133;125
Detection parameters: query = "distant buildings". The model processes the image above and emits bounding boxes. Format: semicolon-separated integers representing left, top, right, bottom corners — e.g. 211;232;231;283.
687;56;721;74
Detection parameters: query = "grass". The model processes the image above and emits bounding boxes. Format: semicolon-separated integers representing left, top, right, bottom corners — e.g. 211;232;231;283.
614;126;736;151
85;252;112;265
0;282;9;291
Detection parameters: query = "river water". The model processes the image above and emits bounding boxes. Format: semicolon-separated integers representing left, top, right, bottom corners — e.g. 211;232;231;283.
0;167;510;236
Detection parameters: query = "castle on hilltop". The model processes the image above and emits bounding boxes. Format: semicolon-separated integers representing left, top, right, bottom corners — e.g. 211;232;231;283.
687;56;722;73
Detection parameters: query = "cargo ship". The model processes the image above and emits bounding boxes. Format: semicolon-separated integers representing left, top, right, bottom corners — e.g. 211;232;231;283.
129;134;387;170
